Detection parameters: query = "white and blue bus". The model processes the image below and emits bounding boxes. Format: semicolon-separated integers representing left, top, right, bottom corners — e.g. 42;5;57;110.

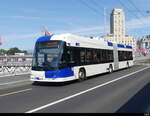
30;33;134;82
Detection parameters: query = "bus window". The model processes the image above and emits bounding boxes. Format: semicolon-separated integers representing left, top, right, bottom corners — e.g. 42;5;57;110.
107;50;113;62
73;48;80;66
66;48;75;67
86;49;92;65
93;49;100;64
60;47;81;68
128;51;133;60
101;50;107;63
80;49;86;65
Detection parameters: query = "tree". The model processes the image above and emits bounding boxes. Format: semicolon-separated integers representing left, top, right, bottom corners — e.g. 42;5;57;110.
22;50;28;54
0;49;7;55
0;47;28;55
7;47;21;55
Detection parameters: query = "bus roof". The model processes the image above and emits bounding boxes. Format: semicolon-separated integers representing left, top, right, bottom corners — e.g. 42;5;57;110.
36;33;132;50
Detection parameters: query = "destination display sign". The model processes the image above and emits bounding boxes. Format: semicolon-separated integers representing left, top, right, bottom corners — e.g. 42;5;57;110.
38;41;61;48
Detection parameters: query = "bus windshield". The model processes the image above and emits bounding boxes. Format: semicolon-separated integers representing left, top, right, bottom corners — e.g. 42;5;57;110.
32;41;64;71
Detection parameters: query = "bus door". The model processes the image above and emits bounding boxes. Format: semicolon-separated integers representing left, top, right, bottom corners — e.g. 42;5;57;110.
113;44;119;70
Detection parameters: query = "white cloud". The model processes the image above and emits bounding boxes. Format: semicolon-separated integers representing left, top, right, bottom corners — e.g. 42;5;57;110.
4;16;150;42
11;16;41;20
0;15;41;20
126;16;150;30
55;25;109;36
7;15;150;41
3;25;109;42
3;33;41;41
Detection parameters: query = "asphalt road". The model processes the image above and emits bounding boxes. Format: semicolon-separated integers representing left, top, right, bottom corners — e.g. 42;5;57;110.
0;65;150;113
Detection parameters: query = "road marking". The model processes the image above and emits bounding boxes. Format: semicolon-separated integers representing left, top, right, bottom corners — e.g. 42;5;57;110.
0;88;32;97
0;79;30;86
26;66;150;113
0;73;30;78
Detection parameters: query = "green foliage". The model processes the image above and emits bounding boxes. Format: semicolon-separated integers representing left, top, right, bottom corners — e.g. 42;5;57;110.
7;47;21;55
0;49;7;54
0;47;28;55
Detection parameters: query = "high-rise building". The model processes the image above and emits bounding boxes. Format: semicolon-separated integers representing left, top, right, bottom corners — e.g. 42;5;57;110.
105;8;136;48
110;8;125;35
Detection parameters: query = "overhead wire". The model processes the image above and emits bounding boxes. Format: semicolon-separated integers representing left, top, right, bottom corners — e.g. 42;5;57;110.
90;0;110;34
118;0;143;23
79;0;108;36
127;0;146;17
79;0;102;16
126;0;149;37
118;0;146;39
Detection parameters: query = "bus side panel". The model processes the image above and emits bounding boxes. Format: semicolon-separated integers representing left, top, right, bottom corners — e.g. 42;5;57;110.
118;60;134;69
73;63;114;78
129;60;134;66
118;61;128;69
85;64;109;77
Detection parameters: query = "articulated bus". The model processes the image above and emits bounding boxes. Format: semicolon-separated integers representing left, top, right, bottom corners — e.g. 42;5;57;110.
30;33;134;82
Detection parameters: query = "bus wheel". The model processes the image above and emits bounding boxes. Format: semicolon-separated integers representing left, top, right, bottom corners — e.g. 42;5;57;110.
78;69;86;82
32;81;40;85
127;62;129;68
109;65;113;73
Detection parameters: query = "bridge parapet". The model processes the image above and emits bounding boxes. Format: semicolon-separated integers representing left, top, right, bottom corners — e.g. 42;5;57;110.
0;63;32;67
0;62;32;76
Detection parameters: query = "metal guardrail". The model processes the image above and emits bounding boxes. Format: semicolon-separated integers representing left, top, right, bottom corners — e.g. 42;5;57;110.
0;63;32;76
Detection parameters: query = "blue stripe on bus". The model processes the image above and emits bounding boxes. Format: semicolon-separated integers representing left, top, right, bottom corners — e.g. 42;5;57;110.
117;44;125;48
36;36;52;43
45;68;74;78
107;42;113;46
126;45;132;49
108;42;132;49
76;42;80;46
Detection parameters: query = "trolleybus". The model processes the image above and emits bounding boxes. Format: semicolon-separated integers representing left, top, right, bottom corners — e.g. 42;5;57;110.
30;33;133;82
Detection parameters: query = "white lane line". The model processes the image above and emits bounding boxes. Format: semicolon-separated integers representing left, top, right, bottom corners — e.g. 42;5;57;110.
0;79;30;86
0;73;30;78
26;66;150;113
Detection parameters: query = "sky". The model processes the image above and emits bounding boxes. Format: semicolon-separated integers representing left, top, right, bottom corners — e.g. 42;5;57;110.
0;0;150;50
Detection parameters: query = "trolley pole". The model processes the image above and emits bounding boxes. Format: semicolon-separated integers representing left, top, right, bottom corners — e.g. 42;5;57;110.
104;7;107;36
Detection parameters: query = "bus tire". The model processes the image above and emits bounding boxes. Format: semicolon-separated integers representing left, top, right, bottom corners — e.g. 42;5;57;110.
127;62;129;68
78;68;86;82
32;81;40;85
109;65;113;73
